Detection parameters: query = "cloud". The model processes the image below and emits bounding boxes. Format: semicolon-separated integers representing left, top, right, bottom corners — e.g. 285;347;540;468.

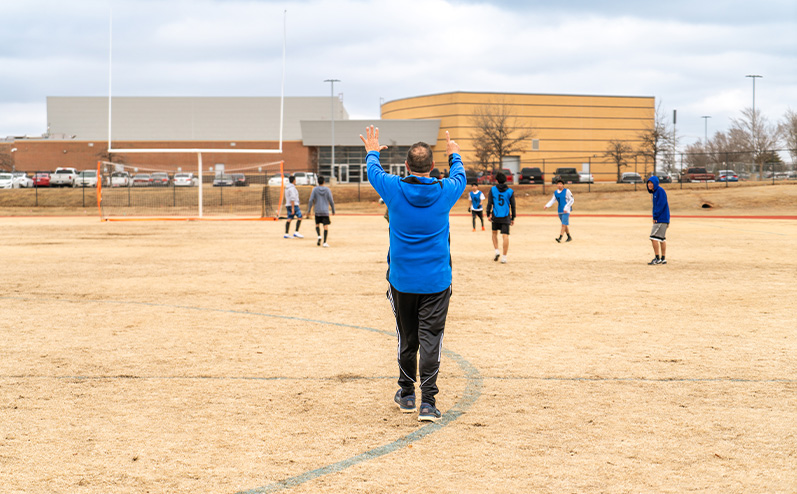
0;0;794;150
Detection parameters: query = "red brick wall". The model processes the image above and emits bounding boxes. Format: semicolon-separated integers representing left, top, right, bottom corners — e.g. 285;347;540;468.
9;140;313;174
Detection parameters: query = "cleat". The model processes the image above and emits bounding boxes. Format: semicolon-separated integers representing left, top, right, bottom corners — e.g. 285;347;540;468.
659;259;667;265
493;254;500;262
323;243;329;248
555;237;561;243
472;228;476;232
394;390;416;413
481;226;485;231
418;403;441;422
648;258;660;265
317;236;322;246
283;234;291;239
566;236;572;242
293;232;304;238
500;256;507;264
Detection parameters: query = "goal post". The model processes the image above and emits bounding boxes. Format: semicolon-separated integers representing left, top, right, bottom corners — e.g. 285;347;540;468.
97;156;284;221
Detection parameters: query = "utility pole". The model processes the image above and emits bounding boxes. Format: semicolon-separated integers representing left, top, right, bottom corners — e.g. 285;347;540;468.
701;115;711;143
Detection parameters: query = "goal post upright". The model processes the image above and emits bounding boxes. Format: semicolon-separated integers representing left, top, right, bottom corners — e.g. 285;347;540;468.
198;152;203;218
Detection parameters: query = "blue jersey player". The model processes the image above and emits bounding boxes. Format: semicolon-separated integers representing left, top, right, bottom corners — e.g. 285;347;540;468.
544;178;574;242
486;172;516;263
469;184;486;231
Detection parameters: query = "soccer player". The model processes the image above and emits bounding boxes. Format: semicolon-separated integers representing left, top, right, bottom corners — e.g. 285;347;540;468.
486;172;516;264
469;183;486;231
361;125;466;422
284;175;303;239
306;175;335;247
544;178;574;242
646;175;670;265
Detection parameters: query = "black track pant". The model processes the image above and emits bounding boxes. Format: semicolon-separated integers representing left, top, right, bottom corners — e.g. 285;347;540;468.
387;284;451;407
472;210;484;228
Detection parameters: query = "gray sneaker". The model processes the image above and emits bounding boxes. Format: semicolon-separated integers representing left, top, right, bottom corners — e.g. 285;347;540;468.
394;390;416;413
648;257;660;265
418;403;441;422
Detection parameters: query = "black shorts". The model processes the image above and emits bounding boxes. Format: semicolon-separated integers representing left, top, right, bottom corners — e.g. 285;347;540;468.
315;215;331;225
491;222;510;235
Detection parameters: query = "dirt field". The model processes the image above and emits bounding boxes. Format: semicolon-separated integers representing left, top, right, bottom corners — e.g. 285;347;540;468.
1;206;795;492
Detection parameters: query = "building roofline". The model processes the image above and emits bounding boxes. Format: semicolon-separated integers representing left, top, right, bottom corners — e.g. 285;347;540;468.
382;91;656;106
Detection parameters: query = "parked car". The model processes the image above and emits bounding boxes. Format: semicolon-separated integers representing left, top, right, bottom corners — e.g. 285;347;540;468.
268;173;290;186
293;171;317;185
11;172;34;188
717;170;739;182
132;173;153;187
519;167;543;184
679;167;715;182
33;171;51;187
213;174;234;187
231;173;247;186
578;172;594;184
477;171;494;185
552;167;580;184
465;170;479;185
74;170;98;188
50;167;78;187
110;171;131;187
651;172;672;184
151;172;170;186
173;172;198;187
617;172;644;184
0;173;14;189
499;168;514;183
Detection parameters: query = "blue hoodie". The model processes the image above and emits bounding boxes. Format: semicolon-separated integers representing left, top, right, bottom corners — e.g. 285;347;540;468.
647;175;670;223
367;151;467;294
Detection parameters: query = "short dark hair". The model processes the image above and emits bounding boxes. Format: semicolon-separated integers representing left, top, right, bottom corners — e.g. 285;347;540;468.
406;142;434;173
556;178;564;184
318;175;325;185
496;172;506;184
471;183;478;187
289;175;296;184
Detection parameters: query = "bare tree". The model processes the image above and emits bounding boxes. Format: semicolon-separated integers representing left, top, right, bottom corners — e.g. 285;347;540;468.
637;102;671;175
471;135;493;173
604;140;634;181
0;152;13;171
731;108;782;178
706;128;751;173
470;101;534;173
779;108;797;166
684;141;711;170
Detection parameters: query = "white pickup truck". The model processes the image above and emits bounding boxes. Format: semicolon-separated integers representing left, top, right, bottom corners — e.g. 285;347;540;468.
50;167;78;187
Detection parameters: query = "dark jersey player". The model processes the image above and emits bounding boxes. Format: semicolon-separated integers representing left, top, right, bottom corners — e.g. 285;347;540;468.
486;172;516;264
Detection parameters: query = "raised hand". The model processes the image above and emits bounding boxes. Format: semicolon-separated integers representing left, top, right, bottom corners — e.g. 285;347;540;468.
359;125;388;153
445;131;460;156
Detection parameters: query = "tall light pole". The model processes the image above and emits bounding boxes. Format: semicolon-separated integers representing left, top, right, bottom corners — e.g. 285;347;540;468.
701;116;711;143
324;79;340;180
746;74;762;178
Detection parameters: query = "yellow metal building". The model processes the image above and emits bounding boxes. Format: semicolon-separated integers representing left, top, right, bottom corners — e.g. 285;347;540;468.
381;91;655;182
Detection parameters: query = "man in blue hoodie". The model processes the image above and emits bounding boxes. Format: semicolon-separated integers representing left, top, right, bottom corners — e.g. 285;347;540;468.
646;175;670;265
360;125;466;422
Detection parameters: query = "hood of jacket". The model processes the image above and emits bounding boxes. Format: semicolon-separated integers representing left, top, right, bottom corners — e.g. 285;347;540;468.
495;183;510;193
397;175;443;207
646;175;660;194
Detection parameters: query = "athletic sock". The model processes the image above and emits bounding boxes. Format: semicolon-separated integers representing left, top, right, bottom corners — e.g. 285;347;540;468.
655;255;661;260
295;220;301;231
495;248;500;255
285;222;290;234
324;230;328;242
661;256;665;261
315;226;321;237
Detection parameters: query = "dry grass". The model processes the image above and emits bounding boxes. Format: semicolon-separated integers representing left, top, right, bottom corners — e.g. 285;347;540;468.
0;209;795;493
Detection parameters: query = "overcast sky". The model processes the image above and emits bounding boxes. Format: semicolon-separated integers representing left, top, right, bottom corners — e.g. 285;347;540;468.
1;0;795;147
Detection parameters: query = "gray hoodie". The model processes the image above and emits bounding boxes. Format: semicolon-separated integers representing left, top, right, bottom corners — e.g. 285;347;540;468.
306;186;335;216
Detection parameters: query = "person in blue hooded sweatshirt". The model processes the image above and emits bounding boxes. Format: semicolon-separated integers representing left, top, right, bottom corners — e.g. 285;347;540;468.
646;175;670;265
360;125;466;422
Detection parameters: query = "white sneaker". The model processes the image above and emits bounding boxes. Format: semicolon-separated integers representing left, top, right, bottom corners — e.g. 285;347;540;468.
293;232;304;238
323;243;329;248
501;255;507;264
283;234;291;239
